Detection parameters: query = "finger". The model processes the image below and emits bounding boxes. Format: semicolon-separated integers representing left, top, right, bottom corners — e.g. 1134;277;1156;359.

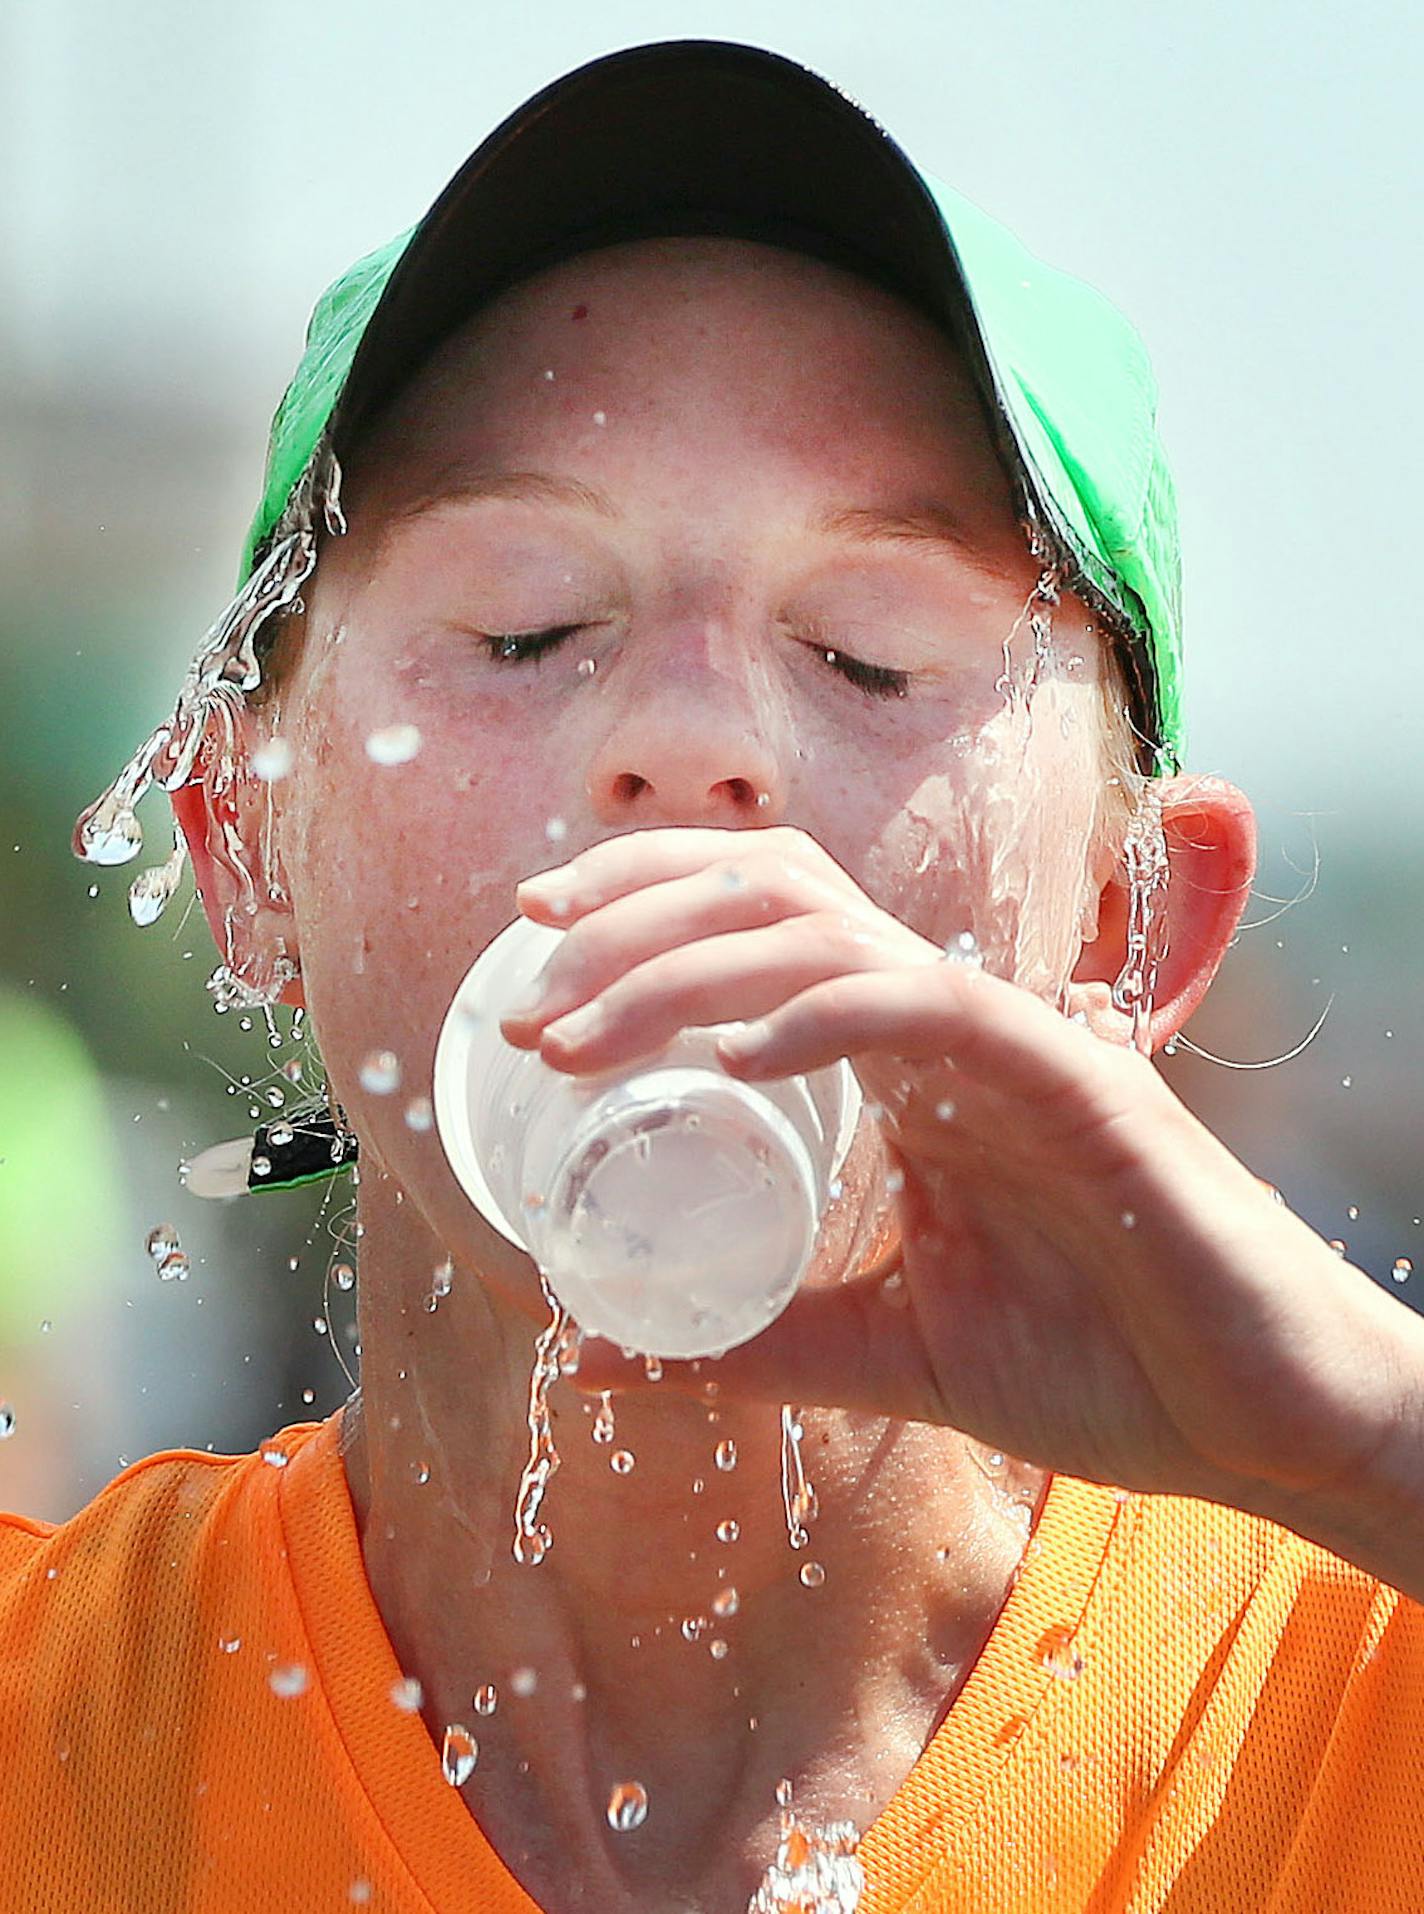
533;913;915;1072
716;963;1147;1135
515;823;839;920
502;860;858;1039
572;1262;948;1426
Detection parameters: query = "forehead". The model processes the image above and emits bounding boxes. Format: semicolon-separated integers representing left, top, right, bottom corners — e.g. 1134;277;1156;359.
346;235;1016;522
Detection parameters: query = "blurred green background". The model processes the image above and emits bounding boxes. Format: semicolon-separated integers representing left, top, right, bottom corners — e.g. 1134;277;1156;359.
2;0;1420;1521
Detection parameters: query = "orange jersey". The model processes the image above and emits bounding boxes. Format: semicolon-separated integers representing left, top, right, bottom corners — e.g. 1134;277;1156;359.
4;1408;1421;1911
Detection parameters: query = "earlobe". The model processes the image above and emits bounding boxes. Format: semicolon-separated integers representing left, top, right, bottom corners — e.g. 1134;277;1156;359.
1067;775;1257;1053
168;726;306;1010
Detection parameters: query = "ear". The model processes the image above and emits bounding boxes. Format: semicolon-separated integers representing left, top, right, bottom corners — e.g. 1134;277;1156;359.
168;707;306;1010
1067;773;1256;1053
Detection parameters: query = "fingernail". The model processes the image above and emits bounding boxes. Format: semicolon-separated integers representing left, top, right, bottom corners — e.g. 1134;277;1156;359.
718;1019;770;1055
546;1000;604;1044
504;976;550;1019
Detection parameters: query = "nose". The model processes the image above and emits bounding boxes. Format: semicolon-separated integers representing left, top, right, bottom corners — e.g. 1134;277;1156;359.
583;620;787;828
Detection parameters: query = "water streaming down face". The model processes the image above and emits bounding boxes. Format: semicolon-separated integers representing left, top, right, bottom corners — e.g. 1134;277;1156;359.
71;451;346;945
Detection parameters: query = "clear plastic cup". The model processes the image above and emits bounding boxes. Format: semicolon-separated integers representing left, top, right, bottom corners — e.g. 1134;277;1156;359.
432;913;862;1359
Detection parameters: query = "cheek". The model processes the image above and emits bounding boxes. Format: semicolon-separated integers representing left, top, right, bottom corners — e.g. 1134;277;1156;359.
864;695;1104;996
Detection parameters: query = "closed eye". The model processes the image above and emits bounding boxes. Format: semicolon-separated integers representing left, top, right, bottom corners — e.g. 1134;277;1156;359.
479;626;910;699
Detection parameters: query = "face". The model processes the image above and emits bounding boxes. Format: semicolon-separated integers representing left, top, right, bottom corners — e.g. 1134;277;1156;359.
232;237;1123;1303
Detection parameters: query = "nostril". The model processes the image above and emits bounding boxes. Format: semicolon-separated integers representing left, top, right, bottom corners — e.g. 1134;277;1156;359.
723;777;756;805
611;773;649;802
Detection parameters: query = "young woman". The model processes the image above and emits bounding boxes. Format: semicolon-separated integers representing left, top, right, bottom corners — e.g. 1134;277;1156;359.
7;41;1422;1914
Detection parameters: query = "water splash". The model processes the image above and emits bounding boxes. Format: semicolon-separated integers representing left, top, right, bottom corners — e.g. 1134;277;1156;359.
780;1405;816;1550
747;1803;865;1914
70;448;344;918
127;821;188;927
512;1272;568;1564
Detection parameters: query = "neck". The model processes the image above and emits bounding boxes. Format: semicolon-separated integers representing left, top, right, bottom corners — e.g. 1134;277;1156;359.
336;1135;1043;1884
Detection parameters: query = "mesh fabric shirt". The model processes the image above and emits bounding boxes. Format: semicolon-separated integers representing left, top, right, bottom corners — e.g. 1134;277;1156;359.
3;1408;1420;1911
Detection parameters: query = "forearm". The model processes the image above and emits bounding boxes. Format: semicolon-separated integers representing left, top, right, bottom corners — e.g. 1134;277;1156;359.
1243;1275;1424;1605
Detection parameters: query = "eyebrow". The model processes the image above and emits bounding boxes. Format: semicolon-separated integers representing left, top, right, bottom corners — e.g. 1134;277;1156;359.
387;468;1021;583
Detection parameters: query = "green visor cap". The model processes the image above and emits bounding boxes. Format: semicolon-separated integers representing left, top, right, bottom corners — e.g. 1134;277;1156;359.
241;40;1184;777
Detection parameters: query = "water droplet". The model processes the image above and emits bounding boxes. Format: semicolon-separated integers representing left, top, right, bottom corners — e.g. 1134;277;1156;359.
607;1780;648;1831
146;1223;179;1261
715;1439;737;1472
709;1638;729;1660
282;1059;304;1084
577;656;597;677
1342;1076;1352;1089
411;1461;431;1485
87;883;99;899
1393;1258;1413;1283
267;1120;294;1148
359;1049;401;1094
332;1261;356;1291
592;410;607;427
1035;1624;1085;1680
251;1155;272;1179
943;930;984;968
716;1519;740;1544
544;815;568;843
348;1878;373;1904
1329;1239;1347;1256
39;1319;51;1334
935;1099;956;1122
365;723;422;766
404;1096;433;1132
712;1585;739;1618
390;1675;424;1712
431;1257;454;1297
755;791;771;810
252;737;293;781
261;1447;288;1469
1120;1210;1136;1230
0;1405;15;1440
510;1665;539;1698
301;1388;314;1404
219;1635;241;1654
610;1449;635;1476
775;1778;794;1808
473;1683;498;1717
159;1252;191;1282
269;1662;308;1698
592;1390;616;1445
79;801;143;866
441;1723;478;1786
642;1353;663;1383
798;1560;826;1589
1348;1204;1360;1220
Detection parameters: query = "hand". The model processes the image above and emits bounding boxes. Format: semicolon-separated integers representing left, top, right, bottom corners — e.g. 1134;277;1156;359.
500;823;1405;1515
